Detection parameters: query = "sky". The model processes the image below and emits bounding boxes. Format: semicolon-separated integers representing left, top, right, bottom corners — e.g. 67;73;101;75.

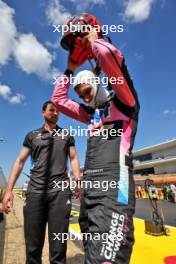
0;0;176;187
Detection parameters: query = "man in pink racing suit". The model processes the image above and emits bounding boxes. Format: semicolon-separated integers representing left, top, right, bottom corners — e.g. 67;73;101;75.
51;31;140;264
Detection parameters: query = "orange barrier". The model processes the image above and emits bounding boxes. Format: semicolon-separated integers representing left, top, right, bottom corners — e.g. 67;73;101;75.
135;176;176;185
152;177;176;184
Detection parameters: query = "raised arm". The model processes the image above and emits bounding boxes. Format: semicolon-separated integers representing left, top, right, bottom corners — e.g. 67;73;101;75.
91;38;137;107
51;73;89;124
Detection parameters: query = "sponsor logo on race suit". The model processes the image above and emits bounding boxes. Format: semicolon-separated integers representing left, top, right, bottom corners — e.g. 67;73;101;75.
100;212;129;262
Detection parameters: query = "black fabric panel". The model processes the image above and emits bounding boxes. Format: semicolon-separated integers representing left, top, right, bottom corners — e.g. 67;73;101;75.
121;59;140;111
80;103;95;115
113;95;138;120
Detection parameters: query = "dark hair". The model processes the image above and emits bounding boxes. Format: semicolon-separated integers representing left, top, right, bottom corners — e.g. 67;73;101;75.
42;101;54;111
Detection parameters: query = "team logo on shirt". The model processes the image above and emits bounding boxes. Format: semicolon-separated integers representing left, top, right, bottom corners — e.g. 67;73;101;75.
36;133;42;139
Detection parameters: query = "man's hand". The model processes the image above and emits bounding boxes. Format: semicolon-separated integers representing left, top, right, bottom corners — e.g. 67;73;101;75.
2;190;14;214
69;147;81;199
2;148;30;214
82;31;98;46
74;185;80;200
74;178;81;200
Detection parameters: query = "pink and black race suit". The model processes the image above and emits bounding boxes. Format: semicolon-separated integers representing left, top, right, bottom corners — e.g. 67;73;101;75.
51;39;140;264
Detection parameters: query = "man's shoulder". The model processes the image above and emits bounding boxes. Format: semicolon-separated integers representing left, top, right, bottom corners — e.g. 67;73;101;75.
24;127;43;139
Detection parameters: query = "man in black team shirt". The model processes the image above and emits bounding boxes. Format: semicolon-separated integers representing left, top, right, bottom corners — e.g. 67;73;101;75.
2;101;81;264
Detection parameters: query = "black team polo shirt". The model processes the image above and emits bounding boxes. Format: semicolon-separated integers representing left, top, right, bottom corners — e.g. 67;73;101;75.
23;125;75;193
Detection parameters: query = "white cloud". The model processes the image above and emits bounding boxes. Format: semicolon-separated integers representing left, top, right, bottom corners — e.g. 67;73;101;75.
46;0;71;25
0;0;17;65
9;93;25;104
0;84;11;99
123;0;155;23
46;0;105;24
14;33;54;78
0;84;25;104
69;0;105;11
0;1;57;80
45;41;59;49
163;109;176;116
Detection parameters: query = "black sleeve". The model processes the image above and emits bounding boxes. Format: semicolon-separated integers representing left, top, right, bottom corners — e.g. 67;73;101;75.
68;135;75;147
64;69;73;77
23;132;32;150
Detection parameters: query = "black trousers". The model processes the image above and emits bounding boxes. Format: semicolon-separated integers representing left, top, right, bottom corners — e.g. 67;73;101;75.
79;172;136;264
23;189;72;264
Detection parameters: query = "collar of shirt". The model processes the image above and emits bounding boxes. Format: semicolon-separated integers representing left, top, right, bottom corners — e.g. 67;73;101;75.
39;125;62;139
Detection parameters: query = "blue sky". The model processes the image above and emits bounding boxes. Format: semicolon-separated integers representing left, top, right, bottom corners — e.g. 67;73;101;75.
0;0;176;187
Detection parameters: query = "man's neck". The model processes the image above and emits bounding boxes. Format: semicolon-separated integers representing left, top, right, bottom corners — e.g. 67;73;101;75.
44;122;57;133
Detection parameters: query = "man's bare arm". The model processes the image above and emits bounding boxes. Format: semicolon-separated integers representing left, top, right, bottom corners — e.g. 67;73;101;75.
69;147;81;199
2;148;31;214
69;147;81;181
